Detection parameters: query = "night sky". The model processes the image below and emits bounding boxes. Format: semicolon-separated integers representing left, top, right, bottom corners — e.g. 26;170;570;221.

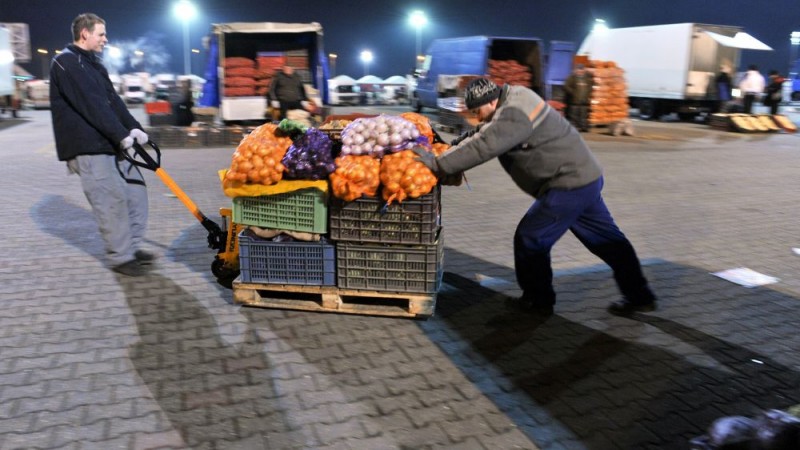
1;0;797;79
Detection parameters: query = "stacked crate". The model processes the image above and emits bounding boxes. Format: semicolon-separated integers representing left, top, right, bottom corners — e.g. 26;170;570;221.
329;186;444;295
232;186;334;286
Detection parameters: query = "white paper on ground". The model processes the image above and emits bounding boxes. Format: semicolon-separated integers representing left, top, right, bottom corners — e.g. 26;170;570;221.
792;248;800;255
712;267;779;288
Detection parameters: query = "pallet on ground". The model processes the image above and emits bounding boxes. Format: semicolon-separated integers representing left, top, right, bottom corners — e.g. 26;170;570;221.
232;280;436;318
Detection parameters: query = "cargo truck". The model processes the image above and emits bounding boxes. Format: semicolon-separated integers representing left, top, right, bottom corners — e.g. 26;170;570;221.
577;23;772;120
410;36;574;113
198;22;328;123
0;26;18;117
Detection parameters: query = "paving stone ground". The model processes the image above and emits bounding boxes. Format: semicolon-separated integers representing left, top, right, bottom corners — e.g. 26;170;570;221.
1;108;799;449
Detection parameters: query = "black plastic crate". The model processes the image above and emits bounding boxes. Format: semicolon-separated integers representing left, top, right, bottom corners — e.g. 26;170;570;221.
336;233;443;293
329;186;440;245
155;126;186;148
238;230;336;285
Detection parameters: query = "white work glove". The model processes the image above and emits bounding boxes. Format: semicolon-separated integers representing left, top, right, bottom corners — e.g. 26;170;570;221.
119;135;134;151
270;101;280;109
130;129;149;145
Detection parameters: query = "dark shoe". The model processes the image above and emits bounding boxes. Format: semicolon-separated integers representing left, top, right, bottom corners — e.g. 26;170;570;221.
607;300;656;316
112;260;146;277
134;250;157;264
505;296;554;316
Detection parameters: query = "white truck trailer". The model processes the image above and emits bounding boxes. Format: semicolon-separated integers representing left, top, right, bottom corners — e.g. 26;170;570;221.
577;23;772;120
0;27;16;115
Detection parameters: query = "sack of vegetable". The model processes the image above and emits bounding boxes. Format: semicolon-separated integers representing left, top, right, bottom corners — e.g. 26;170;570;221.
340;115;426;158
281;128;336;181
329;155;381;201
223;123;292;187
379;149;438;205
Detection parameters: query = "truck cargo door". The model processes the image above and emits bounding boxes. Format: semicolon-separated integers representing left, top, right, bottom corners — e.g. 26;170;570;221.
703;31;773;51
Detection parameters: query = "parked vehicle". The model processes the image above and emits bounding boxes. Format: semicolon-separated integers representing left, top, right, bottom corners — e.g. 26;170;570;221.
198;22;329;123
410;36;575;112
327;75;360;106
121;74;146;104
0;26;18;116
577;23;772;120
23;79;49;109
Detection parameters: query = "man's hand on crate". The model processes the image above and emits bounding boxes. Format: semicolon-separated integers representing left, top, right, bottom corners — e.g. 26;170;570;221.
411;146;440;175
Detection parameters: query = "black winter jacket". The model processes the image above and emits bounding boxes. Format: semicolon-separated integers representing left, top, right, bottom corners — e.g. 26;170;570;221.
50;44;142;161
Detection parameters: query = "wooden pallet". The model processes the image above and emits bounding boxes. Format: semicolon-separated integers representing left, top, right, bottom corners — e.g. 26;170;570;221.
232;279;436;319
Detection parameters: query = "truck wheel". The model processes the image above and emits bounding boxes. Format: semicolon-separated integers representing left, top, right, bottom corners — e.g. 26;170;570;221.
638;99;659;120
411;95;422;113
792;91;800;102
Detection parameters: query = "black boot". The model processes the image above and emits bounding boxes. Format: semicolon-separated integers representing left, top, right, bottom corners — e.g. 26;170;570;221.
586;240;657;315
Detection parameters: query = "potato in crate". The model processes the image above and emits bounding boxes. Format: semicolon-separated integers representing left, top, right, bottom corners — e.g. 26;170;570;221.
238;229;335;285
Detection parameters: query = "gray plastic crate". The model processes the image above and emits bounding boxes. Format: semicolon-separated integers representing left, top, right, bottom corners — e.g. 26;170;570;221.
238;230;335;285
329;186;440;245
336;233;443;293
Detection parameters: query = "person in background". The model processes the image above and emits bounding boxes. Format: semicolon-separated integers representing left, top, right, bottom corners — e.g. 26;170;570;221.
738;65;765;114
50;13;155;277
268;64;313;120
412;78;657;317
563;63;594;132
715;65;733;112
174;79;194;126
763;70;784;116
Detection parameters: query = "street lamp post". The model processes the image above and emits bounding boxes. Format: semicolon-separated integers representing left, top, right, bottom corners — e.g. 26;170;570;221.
409;10;427;65
36;48;48;79
173;0;197;75
328;53;337;78
360;50;373;77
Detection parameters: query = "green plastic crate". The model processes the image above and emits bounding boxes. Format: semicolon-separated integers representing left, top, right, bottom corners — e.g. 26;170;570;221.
232;188;328;234
336;232;444;294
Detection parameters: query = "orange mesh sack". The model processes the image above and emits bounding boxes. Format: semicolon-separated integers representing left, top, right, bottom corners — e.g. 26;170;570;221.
223;123;292;187
379;150;438;205
330;155;381;201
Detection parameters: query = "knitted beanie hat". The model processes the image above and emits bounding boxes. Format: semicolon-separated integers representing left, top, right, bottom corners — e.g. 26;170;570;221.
464;78;501;109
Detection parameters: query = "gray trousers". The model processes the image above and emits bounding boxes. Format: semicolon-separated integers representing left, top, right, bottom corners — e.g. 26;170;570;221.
67;154;148;267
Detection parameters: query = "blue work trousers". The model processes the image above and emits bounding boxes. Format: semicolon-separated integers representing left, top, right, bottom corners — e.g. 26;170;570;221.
513;177;654;305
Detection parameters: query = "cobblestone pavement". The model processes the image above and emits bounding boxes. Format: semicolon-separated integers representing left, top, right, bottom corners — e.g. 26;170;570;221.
1;109;800;449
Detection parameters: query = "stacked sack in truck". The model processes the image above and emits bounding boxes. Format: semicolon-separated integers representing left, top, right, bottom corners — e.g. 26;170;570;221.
224;57;257;97
487;59;533;87
255;53;286;97
587;60;629;126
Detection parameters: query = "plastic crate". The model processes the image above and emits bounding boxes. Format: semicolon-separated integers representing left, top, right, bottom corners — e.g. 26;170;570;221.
336;233;444;293
154;126;186;147
232;187;328;234
329;186;440;245
238;230;336;285
185;127;208;147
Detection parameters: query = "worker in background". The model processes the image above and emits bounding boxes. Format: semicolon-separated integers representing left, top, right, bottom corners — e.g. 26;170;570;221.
412;78;657;317
763;70;784;116
738;65;765;114
268;64;314;120
50;13;155;277
715;64;733;112
563;63;593;132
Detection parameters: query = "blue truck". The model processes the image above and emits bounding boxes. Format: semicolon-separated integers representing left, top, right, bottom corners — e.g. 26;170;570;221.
409;36;575;114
